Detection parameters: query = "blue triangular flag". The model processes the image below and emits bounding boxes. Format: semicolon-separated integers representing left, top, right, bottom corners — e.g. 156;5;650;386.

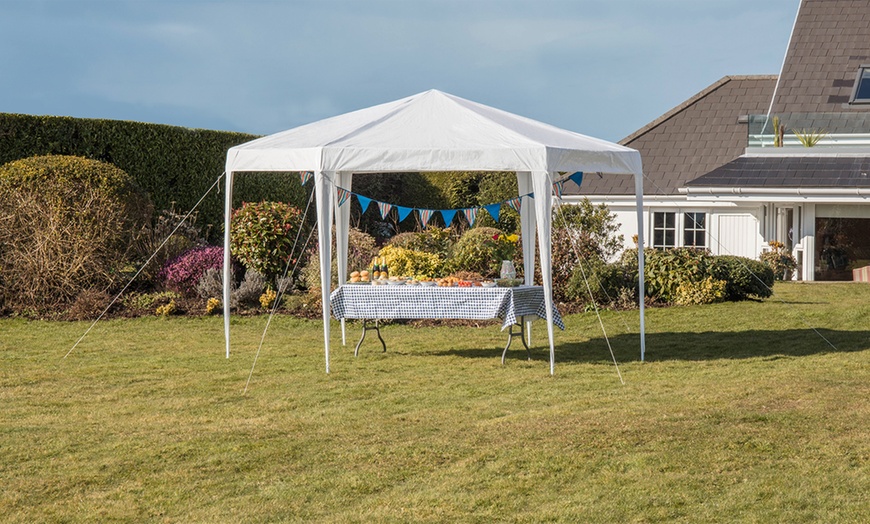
569;172;584;186
440;209;457;225
397;206;414;222
357;195;373;213
484;203;501;222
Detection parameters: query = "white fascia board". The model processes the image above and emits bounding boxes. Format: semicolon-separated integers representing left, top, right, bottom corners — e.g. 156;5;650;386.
573;194;743;209
680;186;870;203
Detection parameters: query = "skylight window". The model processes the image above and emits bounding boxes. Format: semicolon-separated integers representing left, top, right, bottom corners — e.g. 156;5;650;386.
851;66;870;103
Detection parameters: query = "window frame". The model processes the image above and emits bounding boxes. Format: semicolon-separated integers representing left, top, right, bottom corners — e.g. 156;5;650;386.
683;212;707;248
651;211;708;250
850;65;870;104
652;211;677;249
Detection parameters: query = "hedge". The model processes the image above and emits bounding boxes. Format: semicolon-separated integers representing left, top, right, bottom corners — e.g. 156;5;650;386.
0;113;307;239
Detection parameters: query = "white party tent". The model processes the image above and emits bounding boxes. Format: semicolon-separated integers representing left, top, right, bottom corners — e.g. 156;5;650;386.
222;89;646;374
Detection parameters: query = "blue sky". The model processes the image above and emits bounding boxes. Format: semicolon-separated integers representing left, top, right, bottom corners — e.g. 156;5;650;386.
0;0;799;142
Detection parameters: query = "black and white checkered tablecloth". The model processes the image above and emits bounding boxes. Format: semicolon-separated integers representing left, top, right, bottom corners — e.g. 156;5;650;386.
330;285;564;330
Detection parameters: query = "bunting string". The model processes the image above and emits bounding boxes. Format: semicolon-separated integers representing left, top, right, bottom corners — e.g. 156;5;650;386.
328;171;582;226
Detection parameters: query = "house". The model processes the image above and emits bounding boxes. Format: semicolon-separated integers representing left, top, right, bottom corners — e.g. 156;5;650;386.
567;0;870;281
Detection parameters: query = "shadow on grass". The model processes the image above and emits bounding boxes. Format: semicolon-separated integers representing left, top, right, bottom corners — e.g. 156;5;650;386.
427;329;870;364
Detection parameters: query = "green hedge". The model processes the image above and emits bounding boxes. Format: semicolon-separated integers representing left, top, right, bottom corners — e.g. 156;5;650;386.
0;113;308;238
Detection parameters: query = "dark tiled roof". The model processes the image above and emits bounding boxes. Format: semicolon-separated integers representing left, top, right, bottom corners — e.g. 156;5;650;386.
573;76;776;196
687;155;870;188
772;0;870;113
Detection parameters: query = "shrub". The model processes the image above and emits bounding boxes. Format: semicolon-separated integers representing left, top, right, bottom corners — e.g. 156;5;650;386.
159;245;225;297
196;267;264;310
196;268;227;300
439;171;519;232
155;300;177;317
65;289;113;321
133;207;209;284
230;201;306;280
388;227;455;258
517;199;625;302
448;227;516;277
0;113;312;239
0;155;152;313
674;276;727;306
123;291;180;316
235;270;267;309
300;227;379;289
618;249;774;305
553;199;623;261
378;245;446;279
564;257;638;308
711;255;774;300
259;289;277;309
205;297;221;315
759;241;798;280
640;248;713;303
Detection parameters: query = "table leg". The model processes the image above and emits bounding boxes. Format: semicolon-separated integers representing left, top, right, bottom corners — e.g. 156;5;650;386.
502;322;532;364
354;319;387;357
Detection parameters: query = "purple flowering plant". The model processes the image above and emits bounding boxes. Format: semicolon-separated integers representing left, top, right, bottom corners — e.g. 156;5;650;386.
159;245;225;296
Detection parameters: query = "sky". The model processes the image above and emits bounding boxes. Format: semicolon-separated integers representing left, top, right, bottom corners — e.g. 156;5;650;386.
0;0;800;143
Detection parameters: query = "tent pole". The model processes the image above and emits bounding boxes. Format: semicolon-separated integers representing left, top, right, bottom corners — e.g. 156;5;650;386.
223;170;234;359
532;171;556;375
336;172;353;346
316;171;334;373
634;171;647;361
517;172;536;348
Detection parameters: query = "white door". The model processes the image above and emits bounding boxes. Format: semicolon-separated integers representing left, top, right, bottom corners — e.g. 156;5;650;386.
715;213;762;258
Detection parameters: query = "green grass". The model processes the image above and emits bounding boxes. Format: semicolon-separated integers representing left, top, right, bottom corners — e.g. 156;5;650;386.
1;282;868;523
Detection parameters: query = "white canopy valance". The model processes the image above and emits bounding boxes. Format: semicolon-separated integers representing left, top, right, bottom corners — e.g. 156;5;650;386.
223;89;647;373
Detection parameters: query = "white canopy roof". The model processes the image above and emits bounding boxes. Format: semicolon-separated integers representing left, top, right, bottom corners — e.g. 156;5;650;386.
223;89;647;373
225;89;643;176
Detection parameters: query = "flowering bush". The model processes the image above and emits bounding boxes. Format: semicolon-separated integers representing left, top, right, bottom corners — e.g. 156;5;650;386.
155;300;177;317
259;289;277;309
159;245;225;297
388;227;455;258
378;244;446;279
205;297;221;315
674;276;727;306
448;227;517;277
759;241;797;280
230;201;305;280
300;227;379;289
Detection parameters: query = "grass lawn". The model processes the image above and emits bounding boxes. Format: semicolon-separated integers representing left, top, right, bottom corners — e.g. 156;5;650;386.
1;282;868;523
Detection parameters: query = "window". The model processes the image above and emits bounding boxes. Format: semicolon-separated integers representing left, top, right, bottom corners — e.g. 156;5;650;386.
684;212;706;248
851;66;870;104
652;211;707;249
653;212;676;248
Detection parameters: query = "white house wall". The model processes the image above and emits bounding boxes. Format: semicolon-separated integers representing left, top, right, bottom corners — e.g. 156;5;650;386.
581;196;764;260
